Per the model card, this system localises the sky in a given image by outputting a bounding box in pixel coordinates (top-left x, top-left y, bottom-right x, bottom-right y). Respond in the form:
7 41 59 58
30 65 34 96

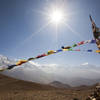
0 0 100 66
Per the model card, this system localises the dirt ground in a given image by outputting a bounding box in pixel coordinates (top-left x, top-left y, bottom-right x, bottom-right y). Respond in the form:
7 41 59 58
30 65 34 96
0 74 95 100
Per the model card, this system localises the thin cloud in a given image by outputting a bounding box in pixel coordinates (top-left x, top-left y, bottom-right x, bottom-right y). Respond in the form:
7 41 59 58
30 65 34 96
81 62 89 66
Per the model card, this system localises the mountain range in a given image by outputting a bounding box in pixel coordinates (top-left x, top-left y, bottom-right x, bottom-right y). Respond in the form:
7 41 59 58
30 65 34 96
0 54 100 86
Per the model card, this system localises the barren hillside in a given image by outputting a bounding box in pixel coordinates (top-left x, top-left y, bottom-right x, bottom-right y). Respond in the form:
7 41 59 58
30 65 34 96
0 74 96 100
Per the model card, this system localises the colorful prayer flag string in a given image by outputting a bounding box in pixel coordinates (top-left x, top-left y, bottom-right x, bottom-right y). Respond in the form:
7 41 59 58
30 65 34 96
0 39 97 71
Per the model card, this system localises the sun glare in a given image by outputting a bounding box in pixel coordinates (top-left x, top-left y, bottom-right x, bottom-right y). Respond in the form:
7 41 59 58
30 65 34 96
49 9 65 25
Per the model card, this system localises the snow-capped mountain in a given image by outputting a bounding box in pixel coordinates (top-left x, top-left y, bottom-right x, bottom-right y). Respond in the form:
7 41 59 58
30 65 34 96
0 54 52 84
0 55 13 65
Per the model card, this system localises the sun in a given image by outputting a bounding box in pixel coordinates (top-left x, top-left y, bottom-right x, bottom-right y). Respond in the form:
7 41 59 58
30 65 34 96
48 8 65 25
50 10 64 23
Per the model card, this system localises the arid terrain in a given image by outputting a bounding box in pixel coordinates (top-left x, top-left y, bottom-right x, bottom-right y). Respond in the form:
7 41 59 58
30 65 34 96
0 74 96 100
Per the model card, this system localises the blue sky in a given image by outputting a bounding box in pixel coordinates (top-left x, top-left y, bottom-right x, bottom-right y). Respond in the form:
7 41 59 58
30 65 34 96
0 0 100 66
